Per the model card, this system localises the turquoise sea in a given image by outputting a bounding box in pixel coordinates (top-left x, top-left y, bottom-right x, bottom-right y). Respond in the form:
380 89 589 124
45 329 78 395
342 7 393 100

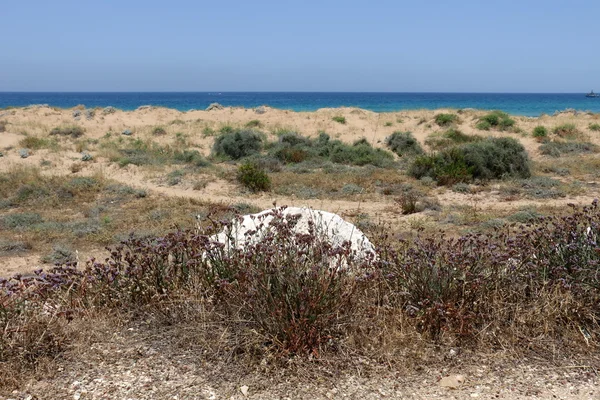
1 92 599 116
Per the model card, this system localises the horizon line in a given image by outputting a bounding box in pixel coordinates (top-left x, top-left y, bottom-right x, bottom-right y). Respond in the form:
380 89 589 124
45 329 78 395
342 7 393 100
0 90 595 95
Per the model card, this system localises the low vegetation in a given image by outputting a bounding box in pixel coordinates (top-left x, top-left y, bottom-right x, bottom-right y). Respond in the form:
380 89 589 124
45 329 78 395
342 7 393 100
532 125 548 142
590 123 600 132
2 201 599 389
332 116 346 124
539 140 600 157
424 128 481 150
552 123 581 139
237 161 271 192
212 129 263 160
434 113 458 127
475 111 515 131
385 131 423 156
410 137 530 185
49 125 85 138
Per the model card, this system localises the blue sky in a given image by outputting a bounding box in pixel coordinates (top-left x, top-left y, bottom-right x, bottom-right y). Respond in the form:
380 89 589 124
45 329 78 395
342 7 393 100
1 0 598 92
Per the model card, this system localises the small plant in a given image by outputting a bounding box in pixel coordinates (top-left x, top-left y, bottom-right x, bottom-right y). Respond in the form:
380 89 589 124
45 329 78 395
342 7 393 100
18 136 49 150
212 129 263 160
476 111 515 131
332 116 346 124
434 113 458 127
384 121 393 127
202 126 216 137
152 126 167 136
49 125 85 138
237 162 271 192
532 126 548 142
245 119 262 128
385 131 424 157
539 140 599 157
589 123 600 132
552 123 581 138
0 120 6 132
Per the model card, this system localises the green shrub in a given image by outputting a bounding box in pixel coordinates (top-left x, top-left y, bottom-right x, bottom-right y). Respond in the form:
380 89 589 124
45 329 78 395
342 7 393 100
267 132 394 167
589 123 600 132
245 120 262 128
237 162 271 192
434 113 458 127
552 123 580 138
329 138 394 167
539 141 599 157
49 125 85 138
384 121 393 127
532 126 548 142
332 116 346 124
410 137 530 185
425 129 480 150
152 126 167 136
476 111 515 131
172 149 210 167
385 132 424 156
475 120 492 131
212 129 263 160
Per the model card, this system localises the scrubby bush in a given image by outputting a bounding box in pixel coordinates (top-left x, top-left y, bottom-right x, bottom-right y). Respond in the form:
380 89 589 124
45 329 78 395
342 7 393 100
434 113 458 127
152 126 167 136
410 137 530 185
237 162 271 192
268 132 394 167
424 129 481 150
49 125 85 138
589 123 600 132
476 111 515 131
245 119 262 128
552 123 581 138
539 140 599 157
385 132 423 156
329 138 394 167
532 126 548 142
212 129 263 160
0 120 6 132
332 116 346 124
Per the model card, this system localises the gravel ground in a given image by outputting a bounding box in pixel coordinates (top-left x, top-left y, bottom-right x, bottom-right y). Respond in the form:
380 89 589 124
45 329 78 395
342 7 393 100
4 324 599 400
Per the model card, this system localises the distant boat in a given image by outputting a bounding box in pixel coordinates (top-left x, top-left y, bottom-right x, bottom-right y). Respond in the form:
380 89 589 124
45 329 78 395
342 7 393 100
586 90 599 98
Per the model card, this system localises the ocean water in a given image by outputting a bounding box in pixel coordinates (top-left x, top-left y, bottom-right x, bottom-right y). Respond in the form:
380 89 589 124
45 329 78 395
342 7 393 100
1 92 599 116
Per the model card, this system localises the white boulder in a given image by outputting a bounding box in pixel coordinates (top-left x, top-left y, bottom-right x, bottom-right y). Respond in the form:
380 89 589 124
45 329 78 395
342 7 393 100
210 207 377 262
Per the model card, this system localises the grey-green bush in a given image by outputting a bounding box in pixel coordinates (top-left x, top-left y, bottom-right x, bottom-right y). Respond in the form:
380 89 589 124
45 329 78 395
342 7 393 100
212 129 263 160
385 132 423 156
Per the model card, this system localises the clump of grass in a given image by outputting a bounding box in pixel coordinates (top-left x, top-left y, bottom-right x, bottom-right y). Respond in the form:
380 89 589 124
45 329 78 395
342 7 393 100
0 120 7 132
49 125 85 138
434 113 458 127
532 126 549 142
425 129 481 150
410 137 530 185
212 129 263 160
539 140 599 157
237 161 271 192
18 136 52 150
152 126 167 136
385 132 423 157
384 121 393 127
332 116 346 124
475 111 515 131
552 123 581 139
245 119 262 128
589 123 600 132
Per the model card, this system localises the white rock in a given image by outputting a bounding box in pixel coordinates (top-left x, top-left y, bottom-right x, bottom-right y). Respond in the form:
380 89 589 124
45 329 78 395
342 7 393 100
240 385 249 396
209 207 377 264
